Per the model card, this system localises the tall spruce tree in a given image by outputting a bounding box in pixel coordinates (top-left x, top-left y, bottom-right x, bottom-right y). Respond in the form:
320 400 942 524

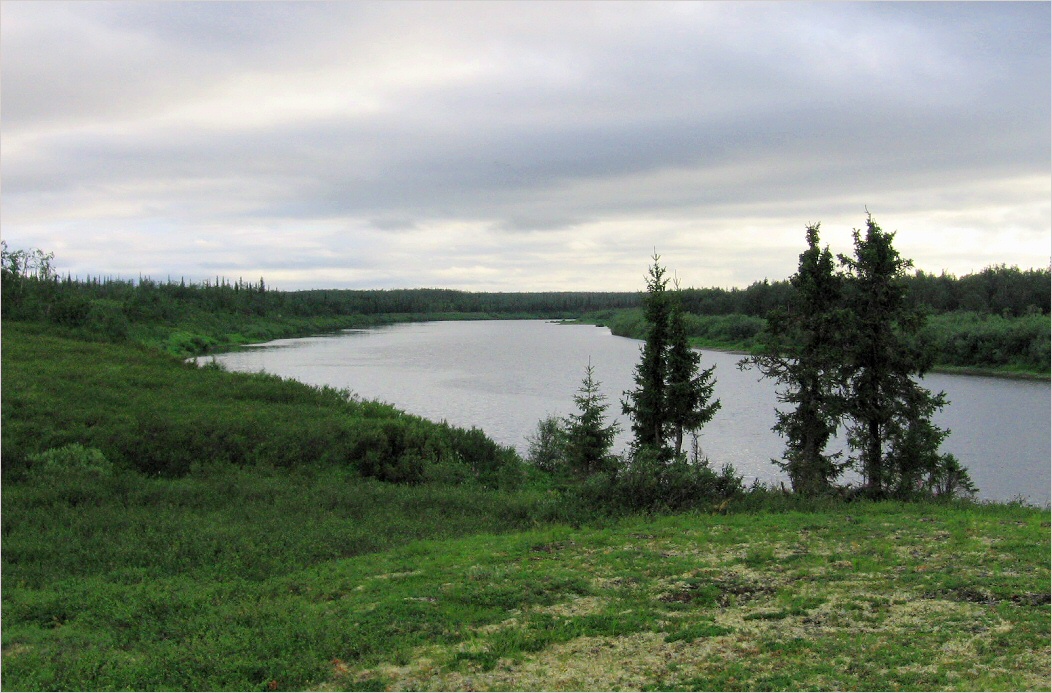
623 255 673 454
742 223 846 494
623 254 720 461
839 214 968 497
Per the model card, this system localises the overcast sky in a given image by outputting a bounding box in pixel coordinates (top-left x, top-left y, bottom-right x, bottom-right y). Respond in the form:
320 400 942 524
2 1 1049 291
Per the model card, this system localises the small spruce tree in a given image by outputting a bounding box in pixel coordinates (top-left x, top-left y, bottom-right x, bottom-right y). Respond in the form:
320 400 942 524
565 360 620 479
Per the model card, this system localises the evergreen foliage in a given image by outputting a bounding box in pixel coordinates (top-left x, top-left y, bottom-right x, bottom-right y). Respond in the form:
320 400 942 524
623 256 674 453
837 215 959 497
666 296 720 458
525 363 620 482
622 254 721 461
564 361 621 479
745 216 977 499
741 224 846 495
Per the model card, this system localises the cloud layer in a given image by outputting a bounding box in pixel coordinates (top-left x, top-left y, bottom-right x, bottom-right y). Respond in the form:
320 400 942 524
2 1 1048 290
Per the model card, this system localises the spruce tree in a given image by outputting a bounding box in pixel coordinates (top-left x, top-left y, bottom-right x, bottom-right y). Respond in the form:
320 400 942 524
742 223 845 494
565 360 620 478
666 293 720 458
839 214 968 497
623 254 720 461
622 254 673 454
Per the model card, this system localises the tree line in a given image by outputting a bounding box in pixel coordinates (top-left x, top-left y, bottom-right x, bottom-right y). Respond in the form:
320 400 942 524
677 264 1050 318
0 242 640 328
3 239 1047 335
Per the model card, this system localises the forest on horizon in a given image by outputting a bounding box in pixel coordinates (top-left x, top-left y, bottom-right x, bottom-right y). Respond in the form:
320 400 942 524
2 242 1049 376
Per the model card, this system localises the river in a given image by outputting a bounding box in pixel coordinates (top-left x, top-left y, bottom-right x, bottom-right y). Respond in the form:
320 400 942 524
208 320 1051 505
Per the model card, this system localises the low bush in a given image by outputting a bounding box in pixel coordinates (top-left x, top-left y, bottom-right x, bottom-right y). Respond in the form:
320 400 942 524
27 443 115 478
910 311 1051 373
572 447 744 515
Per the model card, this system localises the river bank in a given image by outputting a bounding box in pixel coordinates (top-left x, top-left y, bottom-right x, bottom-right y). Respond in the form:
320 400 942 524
567 312 1051 381
207 319 1050 506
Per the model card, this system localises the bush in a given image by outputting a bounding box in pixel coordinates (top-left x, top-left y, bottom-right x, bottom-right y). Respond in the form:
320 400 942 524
85 299 131 342
912 311 1051 373
526 416 569 475
446 426 525 489
27 444 115 478
573 447 743 514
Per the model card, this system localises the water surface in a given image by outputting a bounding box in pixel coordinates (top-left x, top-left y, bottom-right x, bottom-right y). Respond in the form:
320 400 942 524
211 320 1050 505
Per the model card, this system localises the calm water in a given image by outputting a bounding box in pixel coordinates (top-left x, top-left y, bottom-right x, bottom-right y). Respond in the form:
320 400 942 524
210 320 1051 505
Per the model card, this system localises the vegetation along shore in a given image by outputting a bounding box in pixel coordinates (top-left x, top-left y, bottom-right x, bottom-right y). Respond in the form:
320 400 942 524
2 221 1049 691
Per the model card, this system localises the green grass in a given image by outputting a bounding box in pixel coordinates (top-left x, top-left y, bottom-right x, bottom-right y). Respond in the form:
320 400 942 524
3 491 1047 691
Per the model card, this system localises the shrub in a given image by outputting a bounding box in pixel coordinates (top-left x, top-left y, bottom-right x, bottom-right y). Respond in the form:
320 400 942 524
85 299 131 342
27 444 115 477
526 416 569 475
573 447 743 514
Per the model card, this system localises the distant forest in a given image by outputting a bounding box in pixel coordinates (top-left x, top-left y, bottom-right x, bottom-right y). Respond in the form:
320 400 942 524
679 265 1051 318
2 242 1049 374
3 242 1048 321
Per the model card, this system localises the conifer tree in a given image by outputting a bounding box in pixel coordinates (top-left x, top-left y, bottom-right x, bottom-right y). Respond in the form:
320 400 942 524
742 224 846 494
565 360 620 478
838 214 968 497
623 254 673 454
623 254 720 461
666 292 720 458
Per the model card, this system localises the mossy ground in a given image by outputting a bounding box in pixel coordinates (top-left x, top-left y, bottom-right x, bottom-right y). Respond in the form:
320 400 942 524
310 504 1049 692
9 492 1040 690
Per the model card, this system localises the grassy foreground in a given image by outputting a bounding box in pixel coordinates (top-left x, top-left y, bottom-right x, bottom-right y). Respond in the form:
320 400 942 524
3 484 1048 691
312 504 1050 692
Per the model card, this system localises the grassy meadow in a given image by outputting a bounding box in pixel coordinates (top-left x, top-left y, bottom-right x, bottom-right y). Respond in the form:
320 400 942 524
2 320 1050 691
3 475 1048 690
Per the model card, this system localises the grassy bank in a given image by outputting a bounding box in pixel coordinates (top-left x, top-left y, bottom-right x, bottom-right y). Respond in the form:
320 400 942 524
3 475 1048 690
1 321 523 485
579 309 1051 379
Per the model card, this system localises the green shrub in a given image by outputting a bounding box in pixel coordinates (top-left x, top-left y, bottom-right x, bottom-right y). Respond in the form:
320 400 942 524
573 447 743 514
526 416 569 475
27 444 115 477
85 299 131 342
2 325 528 489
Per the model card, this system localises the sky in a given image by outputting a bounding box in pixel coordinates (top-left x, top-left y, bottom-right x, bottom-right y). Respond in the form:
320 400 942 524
2 1 1049 292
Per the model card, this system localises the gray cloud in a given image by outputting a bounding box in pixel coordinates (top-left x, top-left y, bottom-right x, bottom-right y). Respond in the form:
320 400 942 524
1 1 1048 291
